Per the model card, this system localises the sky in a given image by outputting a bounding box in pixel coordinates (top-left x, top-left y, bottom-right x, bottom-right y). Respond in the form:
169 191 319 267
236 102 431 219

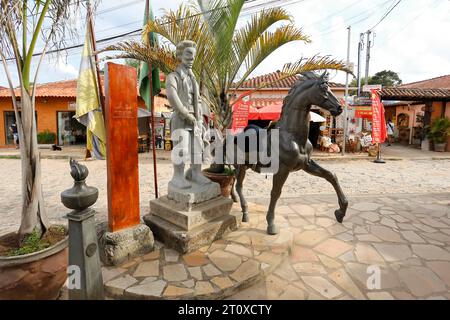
1 0 450 88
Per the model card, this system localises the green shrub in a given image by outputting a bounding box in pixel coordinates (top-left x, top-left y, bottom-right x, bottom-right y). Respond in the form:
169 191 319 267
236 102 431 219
427 117 450 144
37 130 56 144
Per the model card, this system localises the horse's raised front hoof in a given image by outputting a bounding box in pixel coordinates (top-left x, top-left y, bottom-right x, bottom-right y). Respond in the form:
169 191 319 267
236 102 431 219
334 209 346 223
242 212 249 223
267 224 279 235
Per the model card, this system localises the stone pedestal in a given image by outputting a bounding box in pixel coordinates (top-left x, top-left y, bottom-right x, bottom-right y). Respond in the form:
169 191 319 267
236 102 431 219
98 224 154 266
67 209 104 300
144 182 241 253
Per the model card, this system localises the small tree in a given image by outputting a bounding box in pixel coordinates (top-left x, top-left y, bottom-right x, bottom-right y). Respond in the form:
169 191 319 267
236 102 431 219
0 1 96 244
350 70 402 88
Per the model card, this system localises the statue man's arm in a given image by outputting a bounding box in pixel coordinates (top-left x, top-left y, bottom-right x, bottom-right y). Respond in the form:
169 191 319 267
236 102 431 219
166 73 190 120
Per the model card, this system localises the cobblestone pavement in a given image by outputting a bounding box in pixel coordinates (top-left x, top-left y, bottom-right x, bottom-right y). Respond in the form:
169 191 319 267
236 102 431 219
96 193 450 300
1 157 450 234
227 193 450 300
2 156 450 300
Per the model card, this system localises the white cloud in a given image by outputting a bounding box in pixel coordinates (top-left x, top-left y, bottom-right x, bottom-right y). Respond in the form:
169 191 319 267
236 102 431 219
55 60 79 78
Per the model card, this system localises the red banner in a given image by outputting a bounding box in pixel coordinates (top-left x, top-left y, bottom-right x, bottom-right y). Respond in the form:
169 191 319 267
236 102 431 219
370 89 387 143
231 93 251 134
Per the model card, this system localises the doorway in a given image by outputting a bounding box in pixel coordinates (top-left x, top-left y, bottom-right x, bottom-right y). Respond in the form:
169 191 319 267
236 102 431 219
3 111 38 145
57 111 86 145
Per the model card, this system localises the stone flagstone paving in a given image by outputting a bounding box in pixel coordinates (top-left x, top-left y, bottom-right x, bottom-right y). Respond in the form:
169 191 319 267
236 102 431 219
226 192 450 300
102 192 450 300
103 203 293 299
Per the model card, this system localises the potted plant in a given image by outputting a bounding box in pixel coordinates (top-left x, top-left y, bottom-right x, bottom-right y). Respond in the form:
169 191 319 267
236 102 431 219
428 117 450 152
0 226 68 300
203 165 236 197
104 0 349 197
0 0 91 299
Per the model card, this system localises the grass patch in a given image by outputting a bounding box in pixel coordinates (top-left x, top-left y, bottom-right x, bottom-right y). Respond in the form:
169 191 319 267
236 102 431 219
1 225 67 257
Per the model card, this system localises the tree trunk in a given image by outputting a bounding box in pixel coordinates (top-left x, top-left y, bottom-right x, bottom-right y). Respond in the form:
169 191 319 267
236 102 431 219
17 89 49 244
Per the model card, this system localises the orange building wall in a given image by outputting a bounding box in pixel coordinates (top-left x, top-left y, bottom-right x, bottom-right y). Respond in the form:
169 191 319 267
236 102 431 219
0 98 13 147
0 97 75 147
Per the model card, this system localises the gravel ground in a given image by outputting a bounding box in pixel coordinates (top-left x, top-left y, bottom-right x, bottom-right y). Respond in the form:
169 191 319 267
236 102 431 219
1 158 450 234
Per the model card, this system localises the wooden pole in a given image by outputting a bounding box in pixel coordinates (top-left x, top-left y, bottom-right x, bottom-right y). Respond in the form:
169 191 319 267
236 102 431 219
86 2 104 160
146 0 159 198
87 3 105 116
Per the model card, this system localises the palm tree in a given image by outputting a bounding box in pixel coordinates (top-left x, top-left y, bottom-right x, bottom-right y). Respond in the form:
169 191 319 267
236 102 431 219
104 0 349 131
0 0 94 244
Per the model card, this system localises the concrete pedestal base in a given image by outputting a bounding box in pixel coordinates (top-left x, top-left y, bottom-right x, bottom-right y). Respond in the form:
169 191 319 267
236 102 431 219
168 181 221 211
98 224 154 266
144 210 242 254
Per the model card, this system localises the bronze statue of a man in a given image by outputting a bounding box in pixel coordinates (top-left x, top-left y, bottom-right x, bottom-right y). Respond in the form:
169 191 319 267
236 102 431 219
166 40 211 189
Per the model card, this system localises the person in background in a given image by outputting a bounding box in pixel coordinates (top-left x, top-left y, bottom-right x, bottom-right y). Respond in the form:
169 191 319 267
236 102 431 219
386 118 395 146
9 122 19 149
156 133 163 149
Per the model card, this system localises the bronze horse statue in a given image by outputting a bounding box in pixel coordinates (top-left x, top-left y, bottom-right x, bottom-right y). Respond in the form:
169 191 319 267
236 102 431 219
233 72 348 235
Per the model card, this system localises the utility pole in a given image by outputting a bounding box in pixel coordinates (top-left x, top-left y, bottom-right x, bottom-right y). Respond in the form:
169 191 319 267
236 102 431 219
364 30 372 87
342 26 351 156
356 33 364 97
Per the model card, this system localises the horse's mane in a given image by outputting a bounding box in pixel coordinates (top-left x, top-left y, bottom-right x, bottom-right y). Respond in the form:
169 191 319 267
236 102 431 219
280 73 319 119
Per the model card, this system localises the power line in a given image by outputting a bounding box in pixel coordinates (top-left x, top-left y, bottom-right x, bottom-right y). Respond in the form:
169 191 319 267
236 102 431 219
369 0 403 31
372 0 443 50
313 0 393 37
4 0 289 63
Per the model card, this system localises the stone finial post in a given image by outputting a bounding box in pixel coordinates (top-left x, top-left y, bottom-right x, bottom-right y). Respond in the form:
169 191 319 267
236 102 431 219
61 158 104 300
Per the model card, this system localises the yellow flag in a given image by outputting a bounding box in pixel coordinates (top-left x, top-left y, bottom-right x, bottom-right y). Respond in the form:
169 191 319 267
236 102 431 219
75 23 106 159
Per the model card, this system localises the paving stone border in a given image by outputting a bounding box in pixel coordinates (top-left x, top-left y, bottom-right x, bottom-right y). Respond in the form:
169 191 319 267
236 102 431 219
103 203 293 300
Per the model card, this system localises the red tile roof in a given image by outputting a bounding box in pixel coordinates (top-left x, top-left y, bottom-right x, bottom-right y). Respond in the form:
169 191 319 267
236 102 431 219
0 79 102 98
0 78 168 98
0 78 170 112
400 74 450 89
379 88 450 100
380 75 450 100
235 70 345 89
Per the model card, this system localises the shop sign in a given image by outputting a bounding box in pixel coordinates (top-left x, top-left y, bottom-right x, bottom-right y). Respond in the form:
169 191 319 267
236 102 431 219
231 92 251 134
68 102 76 110
355 106 372 118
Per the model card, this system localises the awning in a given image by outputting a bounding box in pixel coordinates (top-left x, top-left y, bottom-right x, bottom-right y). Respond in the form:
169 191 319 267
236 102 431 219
310 112 326 122
249 102 326 122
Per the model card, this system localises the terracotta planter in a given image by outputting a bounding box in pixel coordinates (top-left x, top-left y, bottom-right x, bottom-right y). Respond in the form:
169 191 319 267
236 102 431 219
0 234 68 300
203 170 235 197
434 142 447 152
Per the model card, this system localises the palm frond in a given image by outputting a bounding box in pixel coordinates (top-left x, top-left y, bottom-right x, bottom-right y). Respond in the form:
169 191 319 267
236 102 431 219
230 7 300 85
101 41 177 75
230 55 350 106
232 25 309 90
198 0 244 88
281 55 351 76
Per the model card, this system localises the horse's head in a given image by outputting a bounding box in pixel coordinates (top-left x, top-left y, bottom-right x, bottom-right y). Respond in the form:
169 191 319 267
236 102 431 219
302 72 343 116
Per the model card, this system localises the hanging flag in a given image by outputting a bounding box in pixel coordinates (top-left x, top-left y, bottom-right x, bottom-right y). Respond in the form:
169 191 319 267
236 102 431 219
370 89 387 144
139 0 161 110
75 21 106 159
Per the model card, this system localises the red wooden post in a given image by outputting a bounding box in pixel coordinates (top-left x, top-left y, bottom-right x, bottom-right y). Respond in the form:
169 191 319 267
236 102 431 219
104 63 141 232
